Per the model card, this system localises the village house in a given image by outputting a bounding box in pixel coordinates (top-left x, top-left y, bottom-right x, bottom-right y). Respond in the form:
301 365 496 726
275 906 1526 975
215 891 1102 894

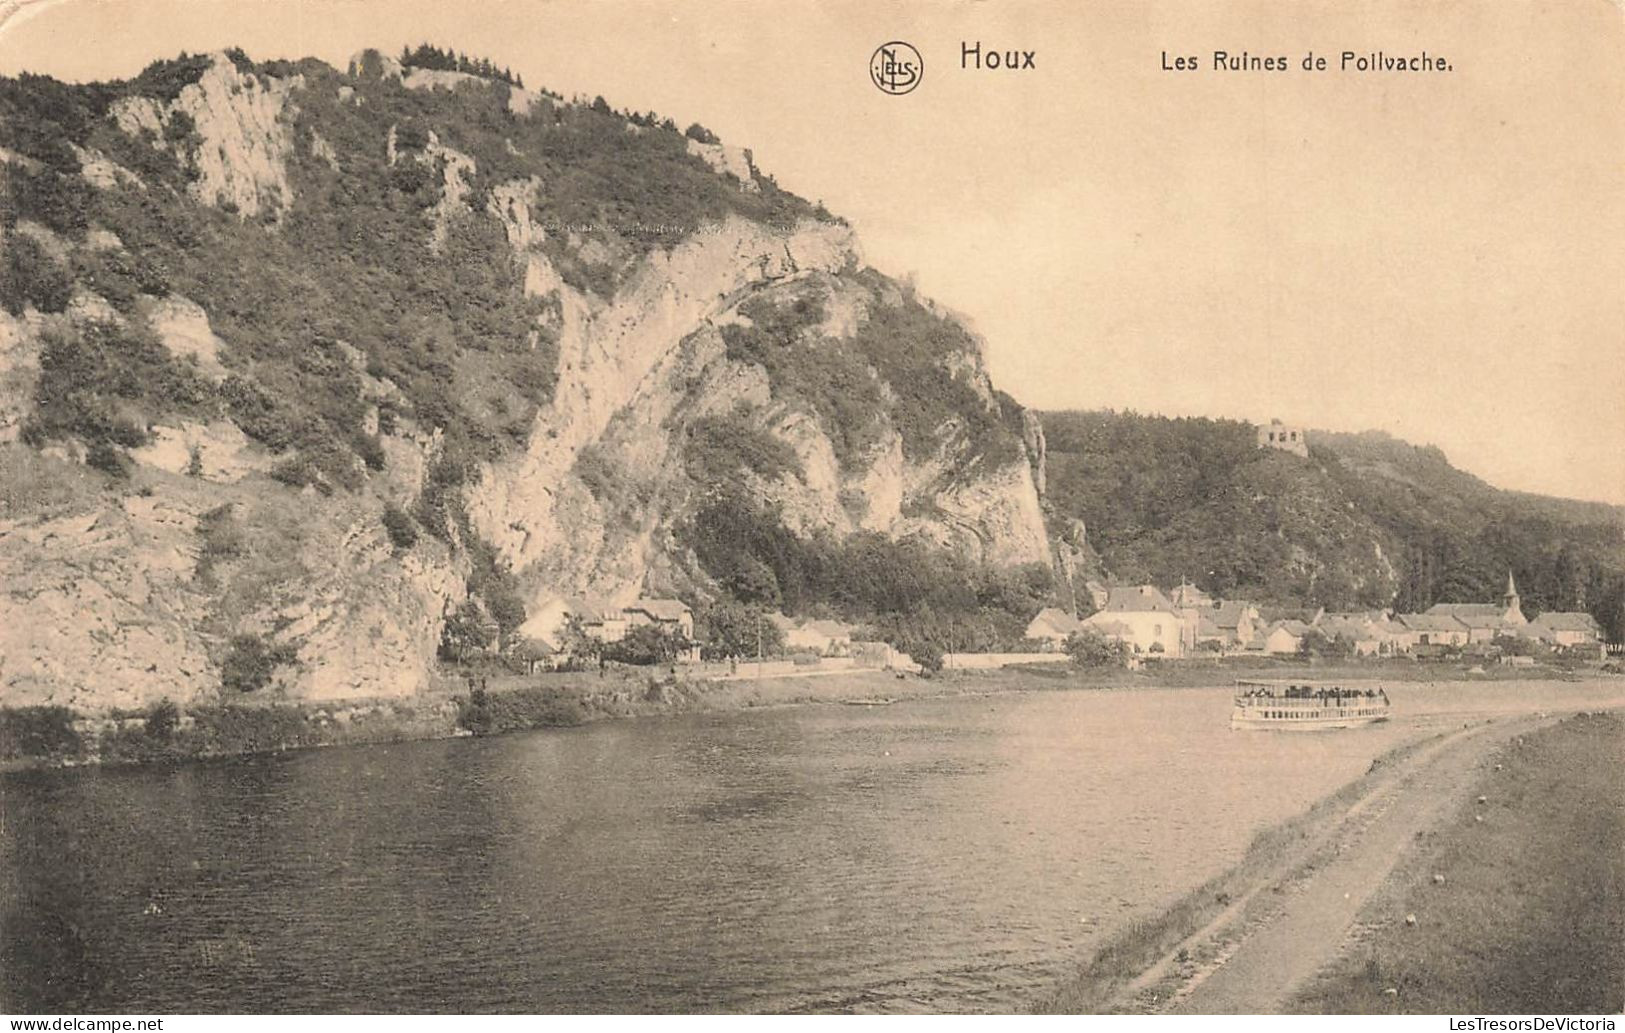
1528 611 1604 649
517 595 693 656
1081 585 1195 657
1375 616 1416 654
1195 613 1228 651
516 595 581 653
1208 600 1261 650
571 599 630 643
1313 611 1408 656
1169 581 1214 608
1256 605 1325 627
1317 614 1385 656
1025 606 1086 650
1396 612 1470 649
622 598 695 642
511 636 559 674
771 614 858 655
1255 618 1315 655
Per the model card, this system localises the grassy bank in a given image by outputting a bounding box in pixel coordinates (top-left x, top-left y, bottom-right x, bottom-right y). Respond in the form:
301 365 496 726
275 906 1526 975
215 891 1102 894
1288 711 1625 1014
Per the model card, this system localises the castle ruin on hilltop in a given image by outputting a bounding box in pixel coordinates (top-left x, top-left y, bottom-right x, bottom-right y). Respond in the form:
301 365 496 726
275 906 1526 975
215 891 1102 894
1257 418 1308 458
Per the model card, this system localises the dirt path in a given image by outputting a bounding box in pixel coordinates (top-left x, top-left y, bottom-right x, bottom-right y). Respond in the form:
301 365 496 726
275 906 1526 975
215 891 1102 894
1106 713 1561 1014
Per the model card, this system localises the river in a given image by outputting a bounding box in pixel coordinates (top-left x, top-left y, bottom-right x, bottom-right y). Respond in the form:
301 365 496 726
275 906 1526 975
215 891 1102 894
3 679 1619 1013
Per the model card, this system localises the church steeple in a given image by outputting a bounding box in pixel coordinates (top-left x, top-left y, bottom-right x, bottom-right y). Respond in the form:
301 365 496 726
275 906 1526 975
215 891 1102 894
1502 571 1525 623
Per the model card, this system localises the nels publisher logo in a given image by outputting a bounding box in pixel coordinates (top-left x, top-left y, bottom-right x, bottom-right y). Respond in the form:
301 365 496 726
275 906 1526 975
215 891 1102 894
870 41 923 95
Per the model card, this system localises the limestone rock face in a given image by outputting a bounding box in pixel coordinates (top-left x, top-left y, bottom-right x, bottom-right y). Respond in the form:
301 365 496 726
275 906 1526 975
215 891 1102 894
275 534 464 702
0 50 1056 712
147 295 229 378
114 55 298 219
1021 409 1048 496
906 459 1051 567
0 464 466 710
686 138 759 192
128 421 265 482
466 209 1051 609
467 216 855 594
0 307 41 444
0 498 216 710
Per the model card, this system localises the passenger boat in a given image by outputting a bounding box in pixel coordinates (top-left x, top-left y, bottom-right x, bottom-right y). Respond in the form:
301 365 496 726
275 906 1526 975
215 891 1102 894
1230 679 1390 731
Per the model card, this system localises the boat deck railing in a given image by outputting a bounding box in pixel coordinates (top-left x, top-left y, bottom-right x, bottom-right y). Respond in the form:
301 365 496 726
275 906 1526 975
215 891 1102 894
1234 696 1387 708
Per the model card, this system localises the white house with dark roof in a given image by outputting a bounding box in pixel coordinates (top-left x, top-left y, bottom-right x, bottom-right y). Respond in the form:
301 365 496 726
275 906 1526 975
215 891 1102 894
1081 585 1196 657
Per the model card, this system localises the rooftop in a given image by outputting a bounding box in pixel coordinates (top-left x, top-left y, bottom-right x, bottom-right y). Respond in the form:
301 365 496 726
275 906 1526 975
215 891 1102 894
1531 611 1601 633
1100 585 1179 614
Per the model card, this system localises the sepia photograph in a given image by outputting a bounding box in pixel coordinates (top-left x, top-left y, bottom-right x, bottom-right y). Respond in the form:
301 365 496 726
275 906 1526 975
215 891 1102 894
0 0 1621 1020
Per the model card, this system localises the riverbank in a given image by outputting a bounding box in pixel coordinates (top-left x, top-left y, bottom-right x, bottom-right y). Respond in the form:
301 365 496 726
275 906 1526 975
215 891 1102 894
1033 709 1625 1014
2 658 1619 771
1288 710 1624 1014
0 667 1006 771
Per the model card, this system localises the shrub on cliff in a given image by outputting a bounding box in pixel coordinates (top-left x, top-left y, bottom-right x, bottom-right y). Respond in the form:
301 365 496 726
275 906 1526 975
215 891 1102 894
22 319 216 467
721 294 885 469
684 123 719 145
720 286 1025 472
129 52 212 102
220 633 298 693
0 234 74 315
684 411 804 487
84 441 132 479
381 502 418 551
71 246 169 312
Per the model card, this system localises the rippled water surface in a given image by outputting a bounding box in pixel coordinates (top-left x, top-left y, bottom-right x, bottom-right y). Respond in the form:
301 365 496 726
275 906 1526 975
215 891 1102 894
4 679 1619 1012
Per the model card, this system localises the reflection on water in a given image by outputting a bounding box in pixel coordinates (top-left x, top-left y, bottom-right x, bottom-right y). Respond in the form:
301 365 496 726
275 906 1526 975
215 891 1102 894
3 680 1618 1013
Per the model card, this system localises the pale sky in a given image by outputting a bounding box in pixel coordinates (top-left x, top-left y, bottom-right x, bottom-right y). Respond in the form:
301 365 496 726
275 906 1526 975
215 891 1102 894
3 0 1622 504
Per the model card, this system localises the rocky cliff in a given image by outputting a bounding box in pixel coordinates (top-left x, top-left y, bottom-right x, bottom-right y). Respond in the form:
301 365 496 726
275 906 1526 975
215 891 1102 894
0 49 1051 710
